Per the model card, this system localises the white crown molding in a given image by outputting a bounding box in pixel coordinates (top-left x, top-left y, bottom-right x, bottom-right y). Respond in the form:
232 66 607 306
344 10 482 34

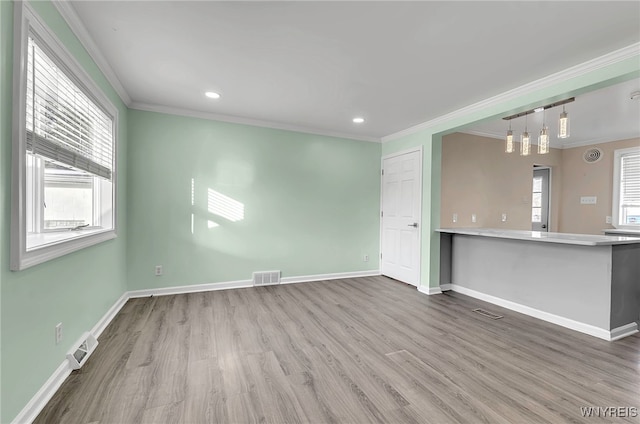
557 134 640 150
130 101 381 143
51 0 132 106
382 43 640 143
459 129 503 140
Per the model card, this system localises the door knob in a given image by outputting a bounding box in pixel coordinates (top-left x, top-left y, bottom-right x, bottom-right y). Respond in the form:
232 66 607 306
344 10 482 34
541 224 547 229
408 223 418 228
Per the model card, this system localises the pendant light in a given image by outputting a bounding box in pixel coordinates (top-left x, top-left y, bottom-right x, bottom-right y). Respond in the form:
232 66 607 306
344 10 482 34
538 110 550 154
520 114 531 156
505 120 514 153
558 105 570 138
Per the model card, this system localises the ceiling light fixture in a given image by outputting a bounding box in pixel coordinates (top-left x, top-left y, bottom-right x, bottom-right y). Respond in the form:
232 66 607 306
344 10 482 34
502 97 574 156
520 114 531 156
352 117 364 124
630 90 640 100
538 110 549 155
505 121 514 153
205 91 221 99
558 105 570 139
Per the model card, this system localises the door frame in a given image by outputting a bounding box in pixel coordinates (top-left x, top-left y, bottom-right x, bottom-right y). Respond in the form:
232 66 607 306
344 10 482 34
379 146 423 286
532 165 552 232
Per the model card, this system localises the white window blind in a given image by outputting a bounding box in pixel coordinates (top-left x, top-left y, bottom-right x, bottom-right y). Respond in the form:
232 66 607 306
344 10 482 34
26 36 113 180
621 152 640 207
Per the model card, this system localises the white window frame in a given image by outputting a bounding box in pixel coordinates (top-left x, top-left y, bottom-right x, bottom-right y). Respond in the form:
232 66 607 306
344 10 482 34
612 146 640 230
10 2 118 271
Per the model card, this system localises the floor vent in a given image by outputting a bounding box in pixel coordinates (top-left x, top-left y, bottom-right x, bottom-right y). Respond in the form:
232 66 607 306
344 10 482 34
67 333 98 370
253 270 281 286
473 308 504 320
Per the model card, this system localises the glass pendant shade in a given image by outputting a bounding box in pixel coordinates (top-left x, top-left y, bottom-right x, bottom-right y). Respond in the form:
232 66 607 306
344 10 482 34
505 129 514 153
520 131 531 156
538 127 550 154
558 109 570 138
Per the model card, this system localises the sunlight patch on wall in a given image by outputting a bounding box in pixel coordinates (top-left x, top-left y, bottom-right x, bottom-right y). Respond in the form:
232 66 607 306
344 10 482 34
207 188 244 222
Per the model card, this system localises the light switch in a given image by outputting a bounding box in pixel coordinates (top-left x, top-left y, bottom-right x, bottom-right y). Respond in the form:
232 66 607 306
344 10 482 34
452 213 458 223
471 214 477 223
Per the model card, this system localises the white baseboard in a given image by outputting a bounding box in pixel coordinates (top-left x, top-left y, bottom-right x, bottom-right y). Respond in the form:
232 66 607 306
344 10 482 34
126 271 380 298
11 360 73 424
280 270 380 284
91 292 129 339
448 284 635 341
417 285 443 295
610 322 639 341
127 279 253 298
440 283 452 291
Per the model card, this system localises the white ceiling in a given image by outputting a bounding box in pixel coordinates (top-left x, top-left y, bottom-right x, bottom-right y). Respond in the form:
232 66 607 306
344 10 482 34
68 1 640 141
462 77 640 148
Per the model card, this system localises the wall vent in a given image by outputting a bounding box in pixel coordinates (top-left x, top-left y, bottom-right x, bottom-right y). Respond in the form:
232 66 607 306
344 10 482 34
67 333 98 370
253 270 281 286
583 147 603 164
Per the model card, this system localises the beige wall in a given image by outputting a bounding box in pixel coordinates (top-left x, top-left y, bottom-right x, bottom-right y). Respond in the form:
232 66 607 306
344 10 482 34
442 133 640 235
441 132 563 231
559 137 640 234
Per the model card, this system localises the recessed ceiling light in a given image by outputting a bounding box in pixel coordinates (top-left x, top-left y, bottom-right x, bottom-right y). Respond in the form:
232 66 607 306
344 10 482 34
205 91 221 99
352 117 365 124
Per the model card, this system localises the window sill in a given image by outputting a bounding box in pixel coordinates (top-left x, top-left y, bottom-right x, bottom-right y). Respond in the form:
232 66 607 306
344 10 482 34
11 229 116 271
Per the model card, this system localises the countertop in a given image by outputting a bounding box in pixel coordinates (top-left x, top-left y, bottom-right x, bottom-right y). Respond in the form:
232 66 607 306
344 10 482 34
602 228 640 236
436 228 640 246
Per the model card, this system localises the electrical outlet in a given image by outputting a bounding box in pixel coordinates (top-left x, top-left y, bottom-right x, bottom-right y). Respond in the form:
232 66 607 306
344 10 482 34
363 254 369 262
55 323 62 345
580 196 597 205
606 216 612 224
501 213 507 222
471 213 477 223
155 265 163 276
452 213 458 223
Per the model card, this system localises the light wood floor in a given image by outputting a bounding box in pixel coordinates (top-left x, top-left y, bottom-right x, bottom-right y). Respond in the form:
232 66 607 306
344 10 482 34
36 276 640 423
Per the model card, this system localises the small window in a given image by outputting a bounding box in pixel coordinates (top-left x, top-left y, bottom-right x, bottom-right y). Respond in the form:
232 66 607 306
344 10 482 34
613 147 640 229
11 4 117 270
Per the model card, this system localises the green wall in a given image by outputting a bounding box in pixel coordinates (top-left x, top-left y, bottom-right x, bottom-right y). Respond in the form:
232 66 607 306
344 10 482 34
0 2 129 422
127 110 381 291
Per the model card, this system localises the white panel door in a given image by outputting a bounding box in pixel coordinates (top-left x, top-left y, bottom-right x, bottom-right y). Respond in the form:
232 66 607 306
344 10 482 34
381 150 422 286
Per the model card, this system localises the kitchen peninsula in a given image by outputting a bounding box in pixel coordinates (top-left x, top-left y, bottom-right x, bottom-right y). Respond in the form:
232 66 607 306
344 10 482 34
437 228 640 340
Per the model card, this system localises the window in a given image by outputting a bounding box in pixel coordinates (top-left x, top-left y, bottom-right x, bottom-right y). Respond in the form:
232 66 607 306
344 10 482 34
11 4 117 270
613 147 640 229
